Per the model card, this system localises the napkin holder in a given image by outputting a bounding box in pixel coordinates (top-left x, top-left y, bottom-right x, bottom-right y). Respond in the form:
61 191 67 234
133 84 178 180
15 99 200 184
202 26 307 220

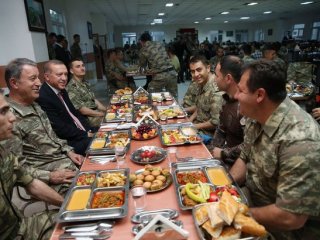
134 214 189 240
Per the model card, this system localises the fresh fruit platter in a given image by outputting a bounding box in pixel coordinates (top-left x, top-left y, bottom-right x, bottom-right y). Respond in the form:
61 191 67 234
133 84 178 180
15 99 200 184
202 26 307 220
131 123 158 140
130 146 167 165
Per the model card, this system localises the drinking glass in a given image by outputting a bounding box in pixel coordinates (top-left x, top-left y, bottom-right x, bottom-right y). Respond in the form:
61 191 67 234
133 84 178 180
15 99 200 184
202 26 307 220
131 186 147 213
115 146 126 168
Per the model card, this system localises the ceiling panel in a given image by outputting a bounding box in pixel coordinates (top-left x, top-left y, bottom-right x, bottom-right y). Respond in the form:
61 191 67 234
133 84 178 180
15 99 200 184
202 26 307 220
89 0 320 26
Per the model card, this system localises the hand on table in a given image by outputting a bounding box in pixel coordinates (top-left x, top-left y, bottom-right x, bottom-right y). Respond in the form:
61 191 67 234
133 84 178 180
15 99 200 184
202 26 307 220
68 151 85 165
312 108 320 120
49 169 76 184
212 147 222 159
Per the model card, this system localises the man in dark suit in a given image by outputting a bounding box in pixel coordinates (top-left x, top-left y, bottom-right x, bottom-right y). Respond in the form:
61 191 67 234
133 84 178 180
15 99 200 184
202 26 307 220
37 60 97 155
54 35 70 68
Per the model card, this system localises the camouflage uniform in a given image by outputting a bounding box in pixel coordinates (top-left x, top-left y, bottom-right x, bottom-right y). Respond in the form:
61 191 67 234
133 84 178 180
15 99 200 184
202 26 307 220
70 43 82 60
209 55 223 69
193 77 223 136
182 81 199 108
274 56 287 72
139 41 178 98
105 61 118 94
242 55 255 64
66 77 103 127
287 62 315 85
240 97 320 240
105 61 129 90
7 98 76 192
0 144 56 240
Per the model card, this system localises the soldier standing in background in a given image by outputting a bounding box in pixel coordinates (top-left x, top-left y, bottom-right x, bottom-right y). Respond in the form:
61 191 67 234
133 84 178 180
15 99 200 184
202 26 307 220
70 34 83 60
139 32 178 98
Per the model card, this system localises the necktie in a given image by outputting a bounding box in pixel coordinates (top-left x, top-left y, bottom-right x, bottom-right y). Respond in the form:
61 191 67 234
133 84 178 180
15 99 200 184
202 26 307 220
57 92 86 131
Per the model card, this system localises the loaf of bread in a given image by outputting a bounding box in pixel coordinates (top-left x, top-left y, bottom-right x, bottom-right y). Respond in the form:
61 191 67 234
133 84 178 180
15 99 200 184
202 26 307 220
217 190 239 225
233 212 267 237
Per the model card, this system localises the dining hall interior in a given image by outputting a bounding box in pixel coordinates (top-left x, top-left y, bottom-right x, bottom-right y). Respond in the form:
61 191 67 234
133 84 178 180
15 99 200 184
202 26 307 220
1 0 320 240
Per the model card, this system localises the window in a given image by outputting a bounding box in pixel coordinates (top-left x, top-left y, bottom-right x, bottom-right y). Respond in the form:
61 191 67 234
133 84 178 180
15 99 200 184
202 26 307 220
49 9 66 35
122 32 136 46
311 22 320 40
292 23 305 39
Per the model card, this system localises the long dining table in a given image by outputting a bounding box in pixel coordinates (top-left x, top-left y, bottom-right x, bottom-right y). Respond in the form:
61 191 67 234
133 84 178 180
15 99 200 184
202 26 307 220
50 113 213 240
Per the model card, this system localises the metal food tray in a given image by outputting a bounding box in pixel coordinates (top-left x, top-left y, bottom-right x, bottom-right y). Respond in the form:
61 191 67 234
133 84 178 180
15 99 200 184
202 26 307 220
104 108 133 123
171 162 247 210
159 123 202 146
192 203 255 240
133 104 157 122
133 93 151 105
110 94 133 104
156 105 187 119
56 168 130 223
86 130 131 155
151 92 174 102
177 183 215 210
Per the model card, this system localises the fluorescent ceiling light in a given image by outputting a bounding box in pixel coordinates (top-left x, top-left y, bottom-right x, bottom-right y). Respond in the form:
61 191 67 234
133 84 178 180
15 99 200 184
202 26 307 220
158 13 165 16
263 11 272 14
165 3 174 7
300 1 313 4
220 11 229 15
247 2 258 5
205 17 211 20
224 21 229 23
150 22 155 25
240 17 250 19
194 21 199 24
153 18 162 23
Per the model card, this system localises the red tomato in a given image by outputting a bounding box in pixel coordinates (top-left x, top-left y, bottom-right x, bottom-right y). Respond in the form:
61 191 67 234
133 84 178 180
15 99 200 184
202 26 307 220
228 188 239 196
208 192 219 202
140 152 147 158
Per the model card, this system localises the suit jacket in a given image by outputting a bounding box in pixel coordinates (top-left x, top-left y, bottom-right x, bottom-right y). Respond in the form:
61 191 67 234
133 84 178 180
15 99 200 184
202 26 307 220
55 44 70 68
36 82 91 142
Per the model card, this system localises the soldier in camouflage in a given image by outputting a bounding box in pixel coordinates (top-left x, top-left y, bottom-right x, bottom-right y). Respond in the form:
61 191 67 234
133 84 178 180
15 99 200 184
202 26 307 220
0 92 63 240
187 54 223 137
66 59 106 127
5 58 82 194
182 80 199 108
230 60 320 240
139 32 178 98
287 61 315 84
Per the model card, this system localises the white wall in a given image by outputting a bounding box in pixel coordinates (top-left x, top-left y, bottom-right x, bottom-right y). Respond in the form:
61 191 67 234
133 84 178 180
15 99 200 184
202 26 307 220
0 0 48 64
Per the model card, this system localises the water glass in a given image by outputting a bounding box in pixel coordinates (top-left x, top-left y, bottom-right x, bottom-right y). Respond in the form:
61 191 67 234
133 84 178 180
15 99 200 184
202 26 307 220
159 113 167 124
167 147 177 169
115 146 126 168
131 186 147 213
125 113 132 122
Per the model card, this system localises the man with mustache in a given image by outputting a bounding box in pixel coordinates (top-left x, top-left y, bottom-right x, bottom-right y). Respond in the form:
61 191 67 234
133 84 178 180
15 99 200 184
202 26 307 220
37 60 97 156
0 91 64 239
5 58 80 193
66 58 106 127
